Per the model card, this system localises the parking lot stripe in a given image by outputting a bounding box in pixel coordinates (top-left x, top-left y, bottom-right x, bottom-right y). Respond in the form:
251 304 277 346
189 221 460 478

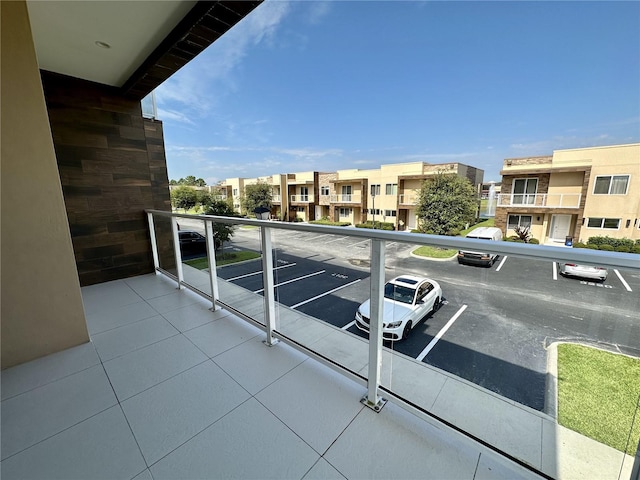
290 279 362 309
307 234 332 242
322 236 349 245
416 305 468 362
349 239 370 247
342 320 356 330
614 269 633 292
253 270 326 294
495 256 508 272
552 262 558 280
226 263 296 281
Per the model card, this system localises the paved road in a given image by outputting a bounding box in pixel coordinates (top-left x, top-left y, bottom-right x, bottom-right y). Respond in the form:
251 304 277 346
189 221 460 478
178 218 640 411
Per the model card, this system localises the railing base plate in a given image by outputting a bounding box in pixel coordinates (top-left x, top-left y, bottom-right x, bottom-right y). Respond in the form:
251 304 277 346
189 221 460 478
361 395 387 412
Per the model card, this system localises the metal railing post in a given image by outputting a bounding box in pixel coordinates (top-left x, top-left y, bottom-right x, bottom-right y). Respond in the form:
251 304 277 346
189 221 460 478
204 220 220 311
260 225 278 346
170 217 184 289
362 238 387 411
147 212 160 271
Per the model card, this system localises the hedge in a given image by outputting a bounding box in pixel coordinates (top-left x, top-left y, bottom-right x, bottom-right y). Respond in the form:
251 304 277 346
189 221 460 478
587 236 635 249
356 221 395 231
308 220 351 226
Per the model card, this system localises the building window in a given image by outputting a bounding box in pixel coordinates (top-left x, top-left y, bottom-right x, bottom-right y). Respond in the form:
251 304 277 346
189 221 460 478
512 178 537 204
384 210 397 217
297 207 305 212
593 175 629 195
339 208 351 218
300 186 309 202
587 218 620 229
369 208 381 215
321 186 329 196
233 189 238 196
370 184 381 196
385 183 398 195
507 214 532 229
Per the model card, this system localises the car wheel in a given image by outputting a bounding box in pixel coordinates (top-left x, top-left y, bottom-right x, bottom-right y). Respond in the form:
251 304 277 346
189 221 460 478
402 321 412 340
432 297 441 313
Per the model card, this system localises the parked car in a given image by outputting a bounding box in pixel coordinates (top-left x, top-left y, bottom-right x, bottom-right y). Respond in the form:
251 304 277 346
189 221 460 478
178 230 207 257
560 263 608 282
457 227 503 267
355 275 442 341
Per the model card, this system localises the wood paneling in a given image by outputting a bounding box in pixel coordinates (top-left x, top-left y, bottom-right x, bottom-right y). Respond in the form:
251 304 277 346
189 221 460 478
42 71 171 285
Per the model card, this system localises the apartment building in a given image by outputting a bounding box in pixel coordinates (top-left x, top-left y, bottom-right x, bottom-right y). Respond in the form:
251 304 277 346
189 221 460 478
495 143 640 244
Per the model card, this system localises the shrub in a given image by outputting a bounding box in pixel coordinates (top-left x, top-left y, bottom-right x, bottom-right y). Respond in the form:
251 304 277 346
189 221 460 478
584 244 599 249
615 245 631 253
636 239 640 246
632 246 640 254
309 220 350 226
599 244 614 252
587 236 634 249
505 236 524 243
528 238 540 244
356 221 394 230
293 217 303 222
573 242 587 249
587 236 606 246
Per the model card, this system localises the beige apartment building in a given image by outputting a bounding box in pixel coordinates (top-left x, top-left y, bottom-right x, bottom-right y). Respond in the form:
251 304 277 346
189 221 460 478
228 161 483 229
495 143 640 244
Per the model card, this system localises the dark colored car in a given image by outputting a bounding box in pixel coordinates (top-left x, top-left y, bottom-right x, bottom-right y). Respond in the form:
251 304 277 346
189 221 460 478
178 230 207 257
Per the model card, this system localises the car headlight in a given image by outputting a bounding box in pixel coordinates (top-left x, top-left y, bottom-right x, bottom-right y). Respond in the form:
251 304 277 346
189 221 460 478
387 321 402 328
356 311 362 320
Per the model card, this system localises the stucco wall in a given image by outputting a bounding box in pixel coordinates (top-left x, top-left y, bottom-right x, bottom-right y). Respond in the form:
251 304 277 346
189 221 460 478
1 0 89 368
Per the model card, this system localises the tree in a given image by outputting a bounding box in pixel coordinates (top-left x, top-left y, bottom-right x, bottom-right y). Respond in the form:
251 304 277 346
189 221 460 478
170 186 198 212
241 182 272 216
415 173 477 235
170 176 206 186
203 200 237 251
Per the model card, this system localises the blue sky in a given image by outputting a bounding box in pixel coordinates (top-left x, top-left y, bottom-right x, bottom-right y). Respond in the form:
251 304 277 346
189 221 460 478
157 1 640 184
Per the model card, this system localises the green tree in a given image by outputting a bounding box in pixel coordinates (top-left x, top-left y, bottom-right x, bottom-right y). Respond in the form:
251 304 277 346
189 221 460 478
170 186 198 212
241 182 272 216
415 173 477 235
171 176 206 186
203 200 237 251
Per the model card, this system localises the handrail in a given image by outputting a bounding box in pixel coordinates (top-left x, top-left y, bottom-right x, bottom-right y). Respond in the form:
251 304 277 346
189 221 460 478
147 209 640 270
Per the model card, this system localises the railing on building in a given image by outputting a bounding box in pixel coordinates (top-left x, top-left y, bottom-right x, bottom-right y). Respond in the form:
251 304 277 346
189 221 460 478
398 193 418 205
272 195 281 202
145 209 640 480
330 194 362 203
497 193 582 208
290 195 310 203
213 194 227 201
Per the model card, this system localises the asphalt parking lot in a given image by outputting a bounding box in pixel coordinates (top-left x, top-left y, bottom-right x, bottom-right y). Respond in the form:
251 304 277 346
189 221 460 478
179 220 640 411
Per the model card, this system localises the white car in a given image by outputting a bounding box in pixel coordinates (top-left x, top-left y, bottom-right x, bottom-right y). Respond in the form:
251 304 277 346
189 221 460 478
355 275 442 341
560 263 608 282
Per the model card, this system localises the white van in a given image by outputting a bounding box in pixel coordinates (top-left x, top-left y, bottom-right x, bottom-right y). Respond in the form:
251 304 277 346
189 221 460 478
457 227 503 267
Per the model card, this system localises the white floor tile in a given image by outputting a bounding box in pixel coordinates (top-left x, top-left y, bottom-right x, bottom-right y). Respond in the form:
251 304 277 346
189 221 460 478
132 469 154 480
475 451 542 480
91 315 179 361
324 402 479 479
1 342 99 401
124 274 180 299
213 336 307 395
302 458 346 480
122 360 250 465
160 302 226 332
256 360 364 454
102 334 207 401
183 315 262 358
145 289 206 314
81 280 142 316
0 406 146 480
150 398 319 479
86 301 159 335
1 365 117 460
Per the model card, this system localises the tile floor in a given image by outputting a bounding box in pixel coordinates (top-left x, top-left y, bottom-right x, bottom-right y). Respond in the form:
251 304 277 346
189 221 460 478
1 273 543 479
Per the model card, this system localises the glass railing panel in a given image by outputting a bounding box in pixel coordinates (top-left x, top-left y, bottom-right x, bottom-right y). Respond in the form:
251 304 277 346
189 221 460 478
175 217 212 296
153 214 177 277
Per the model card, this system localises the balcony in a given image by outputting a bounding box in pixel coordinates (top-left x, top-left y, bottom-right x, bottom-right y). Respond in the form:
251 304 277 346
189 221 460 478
2 211 638 480
330 193 362 203
399 193 418 205
497 193 582 209
290 195 311 203
213 194 227 201
272 194 281 202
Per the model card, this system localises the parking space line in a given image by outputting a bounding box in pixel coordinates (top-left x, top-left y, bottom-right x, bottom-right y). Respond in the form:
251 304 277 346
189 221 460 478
290 279 362 309
387 242 396 247
227 263 296 281
416 305 468 362
323 236 349 245
342 320 356 330
552 261 558 280
307 234 332 242
253 270 325 294
495 256 508 272
350 239 370 247
614 269 633 292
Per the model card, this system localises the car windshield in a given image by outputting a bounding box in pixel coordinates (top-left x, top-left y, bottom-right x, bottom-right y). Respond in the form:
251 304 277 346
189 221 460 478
384 283 416 304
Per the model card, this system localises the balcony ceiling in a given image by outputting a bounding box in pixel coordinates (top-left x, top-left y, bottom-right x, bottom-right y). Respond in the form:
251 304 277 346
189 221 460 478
26 0 261 99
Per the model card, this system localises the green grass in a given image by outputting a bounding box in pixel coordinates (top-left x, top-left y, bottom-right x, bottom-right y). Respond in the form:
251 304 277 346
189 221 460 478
459 217 495 236
412 245 457 259
184 250 261 269
557 343 640 454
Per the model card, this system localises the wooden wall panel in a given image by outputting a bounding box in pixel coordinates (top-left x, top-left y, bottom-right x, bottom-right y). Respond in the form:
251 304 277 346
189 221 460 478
42 71 171 285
